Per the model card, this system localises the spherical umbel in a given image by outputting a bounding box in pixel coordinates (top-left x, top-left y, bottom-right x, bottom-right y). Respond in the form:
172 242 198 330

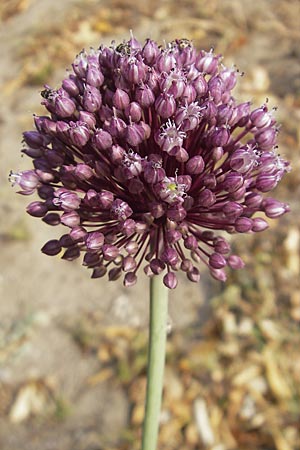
11 36 290 288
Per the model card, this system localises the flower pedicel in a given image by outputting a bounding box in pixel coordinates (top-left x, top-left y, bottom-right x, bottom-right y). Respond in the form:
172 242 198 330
11 36 290 289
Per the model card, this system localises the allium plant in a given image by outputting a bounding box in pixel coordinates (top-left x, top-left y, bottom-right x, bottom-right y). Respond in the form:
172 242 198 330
11 37 290 289
11 35 290 450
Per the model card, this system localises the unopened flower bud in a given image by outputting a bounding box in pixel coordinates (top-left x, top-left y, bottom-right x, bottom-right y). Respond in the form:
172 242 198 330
163 272 178 289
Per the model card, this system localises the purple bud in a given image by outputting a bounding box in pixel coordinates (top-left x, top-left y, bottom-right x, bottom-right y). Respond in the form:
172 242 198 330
102 244 119 261
196 189 216 208
163 272 178 289
208 76 224 103
203 174 217 189
61 246 81 261
210 126 230 147
128 178 144 194
86 65 104 87
122 255 137 272
83 252 101 267
182 84 197 103
229 102 250 127
54 94 76 118
108 267 122 281
187 267 200 282
166 229 182 244
229 185 246 201
120 218 136 236
125 102 142 122
22 147 44 158
70 226 87 242
74 164 94 180
78 111 97 128
156 51 176 72
125 241 139 255
93 129 113 151
223 201 243 219
27 201 48 217
219 68 237 90
123 272 137 287
135 84 155 108
72 51 88 77
155 92 176 119
38 185 54 200
69 121 90 147
62 76 80 96
167 205 187 221
181 259 193 272
256 174 278 192
113 88 130 110
235 217 253 232
174 147 189 163
23 131 49 148
209 253 227 269
105 116 126 139
244 193 263 209
86 231 104 251
262 198 290 218
34 116 56 135
61 211 80 227
159 70 186 99
196 50 219 75
92 266 107 278
142 39 160 64
143 155 165 184
255 127 276 150
222 172 244 193
193 75 208 96
41 239 62 256
98 190 114 209
212 147 224 162
150 258 166 275
252 217 269 232
42 213 60 225
59 234 74 248
124 57 146 84
217 104 233 125
83 86 102 113
126 123 146 146
161 247 179 266
184 235 198 250
250 106 272 128
228 255 245 269
53 190 81 211
150 202 166 218
210 268 227 282
110 144 125 164
186 156 205 175
214 237 231 254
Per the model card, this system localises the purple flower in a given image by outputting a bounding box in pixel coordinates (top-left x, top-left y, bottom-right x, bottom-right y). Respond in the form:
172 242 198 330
12 37 290 288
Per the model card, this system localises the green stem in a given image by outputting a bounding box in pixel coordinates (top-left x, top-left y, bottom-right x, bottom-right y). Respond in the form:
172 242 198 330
141 274 169 450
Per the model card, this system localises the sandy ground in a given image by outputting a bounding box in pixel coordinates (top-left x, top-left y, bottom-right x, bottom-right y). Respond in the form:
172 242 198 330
0 0 299 449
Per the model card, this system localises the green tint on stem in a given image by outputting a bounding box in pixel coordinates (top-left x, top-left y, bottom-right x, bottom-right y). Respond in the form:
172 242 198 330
141 274 169 450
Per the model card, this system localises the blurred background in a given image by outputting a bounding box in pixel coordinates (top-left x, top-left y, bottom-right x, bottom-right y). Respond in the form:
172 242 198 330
0 0 299 449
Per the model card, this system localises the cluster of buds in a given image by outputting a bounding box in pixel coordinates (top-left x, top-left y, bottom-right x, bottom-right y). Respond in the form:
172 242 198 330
11 36 290 288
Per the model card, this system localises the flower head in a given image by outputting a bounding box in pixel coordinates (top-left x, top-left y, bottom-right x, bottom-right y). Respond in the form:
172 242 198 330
11 36 290 288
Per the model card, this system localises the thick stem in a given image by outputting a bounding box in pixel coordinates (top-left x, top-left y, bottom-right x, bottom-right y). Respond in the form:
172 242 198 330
141 273 169 450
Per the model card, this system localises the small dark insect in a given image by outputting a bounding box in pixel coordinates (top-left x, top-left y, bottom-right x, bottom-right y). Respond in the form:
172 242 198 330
41 88 53 100
115 42 131 56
